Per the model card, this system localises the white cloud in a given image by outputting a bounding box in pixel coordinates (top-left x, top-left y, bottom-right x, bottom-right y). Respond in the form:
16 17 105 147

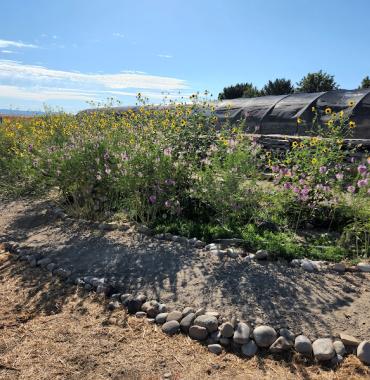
0 60 188 91
157 54 173 59
1 50 15 54
0 39 38 49
113 32 125 38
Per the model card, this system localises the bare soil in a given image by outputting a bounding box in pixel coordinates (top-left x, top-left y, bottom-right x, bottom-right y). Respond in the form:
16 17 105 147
0 252 369 380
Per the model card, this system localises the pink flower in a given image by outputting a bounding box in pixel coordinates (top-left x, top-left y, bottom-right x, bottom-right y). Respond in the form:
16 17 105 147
357 179 368 188
293 186 300 194
319 166 327 174
163 147 172 156
271 165 279 173
149 195 157 204
347 185 355 193
283 182 292 190
165 200 171 208
357 164 367 175
335 173 344 181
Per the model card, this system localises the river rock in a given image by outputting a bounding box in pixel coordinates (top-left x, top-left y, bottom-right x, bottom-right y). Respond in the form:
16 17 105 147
182 307 195 316
162 320 180 336
141 300 161 318
166 311 183 322
332 263 346 273
333 340 346 356
279 328 295 343
220 322 235 338
295 335 312 355
233 322 251 345
255 249 269 260
155 313 168 324
241 340 258 357
270 336 293 353
135 311 147 318
180 313 195 333
194 315 218 333
357 341 370 365
339 333 360 346
357 262 370 272
208 344 222 355
253 325 277 347
312 338 335 361
189 325 208 340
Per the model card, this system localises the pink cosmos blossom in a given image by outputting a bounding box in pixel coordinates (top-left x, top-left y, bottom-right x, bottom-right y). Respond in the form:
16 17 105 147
347 185 355 193
335 173 344 181
163 147 172 156
357 179 368 188
283 182 292 190
149 195 157 204
319 166 327 174
358 164 367 175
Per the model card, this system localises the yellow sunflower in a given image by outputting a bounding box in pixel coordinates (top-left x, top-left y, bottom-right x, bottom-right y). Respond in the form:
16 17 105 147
292 141 298 148
311 106 316 112
311 158 318 165
349 120 356 128
339 110 344 118
297 117 303 125
348 100 355 107
325 107 332 115
327 119 334 127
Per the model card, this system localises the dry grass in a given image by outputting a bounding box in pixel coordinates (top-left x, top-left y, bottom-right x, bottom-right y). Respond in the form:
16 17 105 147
0 252 369 380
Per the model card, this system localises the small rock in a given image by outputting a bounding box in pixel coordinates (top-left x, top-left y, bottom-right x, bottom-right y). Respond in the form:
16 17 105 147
357 341 370 365
189 325 208 340
136 294 147 303
147 318 155 324
233 322 251 345
54 268 72 278
208 344 222 355
294 335 312 356
205 243 218 251
135 311 147 318
279 328 295 343
312 338 335 361
182 307 195 316
333 340 346 356
107 301 121 311
253 325 277 347
339 333 360 346
158 303 167 313
141 300 161 318
110 293 121 301
270 336 293 353
301 260 316 272
194 308 205 317
291 259 302 267
255 250 269 260
194 240 205 248
126 298 143 314
180 313 195 333
241 340 258 357
137 225 152 235
332 263 346 273
205 311 220 319
155 313 168 324
96 284 111 296
226 248 238 258
220 322 235 338
194 315 218 333
357 262 370 272
162 320 180 336
219 337 230 346
166 311 183 322
120 293 133 305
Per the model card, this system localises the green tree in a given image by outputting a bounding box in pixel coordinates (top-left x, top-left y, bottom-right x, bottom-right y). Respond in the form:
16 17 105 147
261 78 294 95
296 70 338 93
359 76 370 89
218 82 260 100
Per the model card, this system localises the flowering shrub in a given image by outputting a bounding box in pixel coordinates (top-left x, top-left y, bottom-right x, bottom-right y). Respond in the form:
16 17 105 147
0 96 368 259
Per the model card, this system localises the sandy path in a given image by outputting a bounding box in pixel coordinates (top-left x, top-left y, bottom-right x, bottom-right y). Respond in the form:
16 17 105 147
0 197 369 341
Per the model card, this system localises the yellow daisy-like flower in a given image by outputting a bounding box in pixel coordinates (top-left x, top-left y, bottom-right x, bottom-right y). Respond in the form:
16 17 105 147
348 100 355 107
292 141 298 148
325 107 332 115
297 117 303 124
339 110 344 118
311 106 316 112
299 142 305 148
349 120 356 128
332 112 337 118
310 137 319 146
311 158 318 165
326 119 334 127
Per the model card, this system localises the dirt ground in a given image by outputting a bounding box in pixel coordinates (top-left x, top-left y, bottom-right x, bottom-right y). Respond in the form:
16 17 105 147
0 198 369 342
0 252 369 380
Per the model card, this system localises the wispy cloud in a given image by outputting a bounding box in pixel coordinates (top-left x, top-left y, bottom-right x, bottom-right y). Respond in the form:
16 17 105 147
113 32 125 38
0 60 191 106
157 54 173 59
1 50 15 54
0 39 38 49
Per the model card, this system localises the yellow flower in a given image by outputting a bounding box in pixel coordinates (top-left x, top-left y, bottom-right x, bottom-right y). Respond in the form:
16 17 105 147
348 100 355 107
325 107 332 115
311 158 318 165
311 106 316 112
299 142 304 148
292 141 298 148
332 112 337 118
326 119 334 127
339 110 344 118
349 120 356 128
310 137 319 146
297 117 303 125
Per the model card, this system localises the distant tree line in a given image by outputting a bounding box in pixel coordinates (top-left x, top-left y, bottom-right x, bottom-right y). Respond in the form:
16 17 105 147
218 71 370 100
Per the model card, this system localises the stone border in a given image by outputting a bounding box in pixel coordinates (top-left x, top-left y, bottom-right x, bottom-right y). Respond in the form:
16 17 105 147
1 205 369 367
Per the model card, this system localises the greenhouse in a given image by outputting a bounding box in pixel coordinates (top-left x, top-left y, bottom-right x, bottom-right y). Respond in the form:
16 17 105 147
214 89 370 139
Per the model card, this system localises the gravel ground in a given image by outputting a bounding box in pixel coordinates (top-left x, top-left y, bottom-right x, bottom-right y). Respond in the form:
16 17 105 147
1 197 369 342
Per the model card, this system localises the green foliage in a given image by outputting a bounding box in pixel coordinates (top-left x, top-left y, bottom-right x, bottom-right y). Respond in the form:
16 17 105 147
218 82 260 100
359 75 370 89
296 70 338 93
261 78 294 96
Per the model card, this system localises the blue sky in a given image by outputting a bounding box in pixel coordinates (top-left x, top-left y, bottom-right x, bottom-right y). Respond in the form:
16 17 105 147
1 0 370 112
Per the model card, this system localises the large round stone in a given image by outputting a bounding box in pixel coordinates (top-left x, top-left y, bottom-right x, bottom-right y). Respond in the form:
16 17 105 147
241 340 258 357
295 335 312 356
189 325 208 341
233 322 251 345
166 311 183 322
155 313 168 324
180 313 195 333
194 315 218 333
333 340 346 356
312 338 335 361
162 320 180 336
220 322 235 338
208 344 222 355
253 326 277 347
141 300 161 318
357 341 370 365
